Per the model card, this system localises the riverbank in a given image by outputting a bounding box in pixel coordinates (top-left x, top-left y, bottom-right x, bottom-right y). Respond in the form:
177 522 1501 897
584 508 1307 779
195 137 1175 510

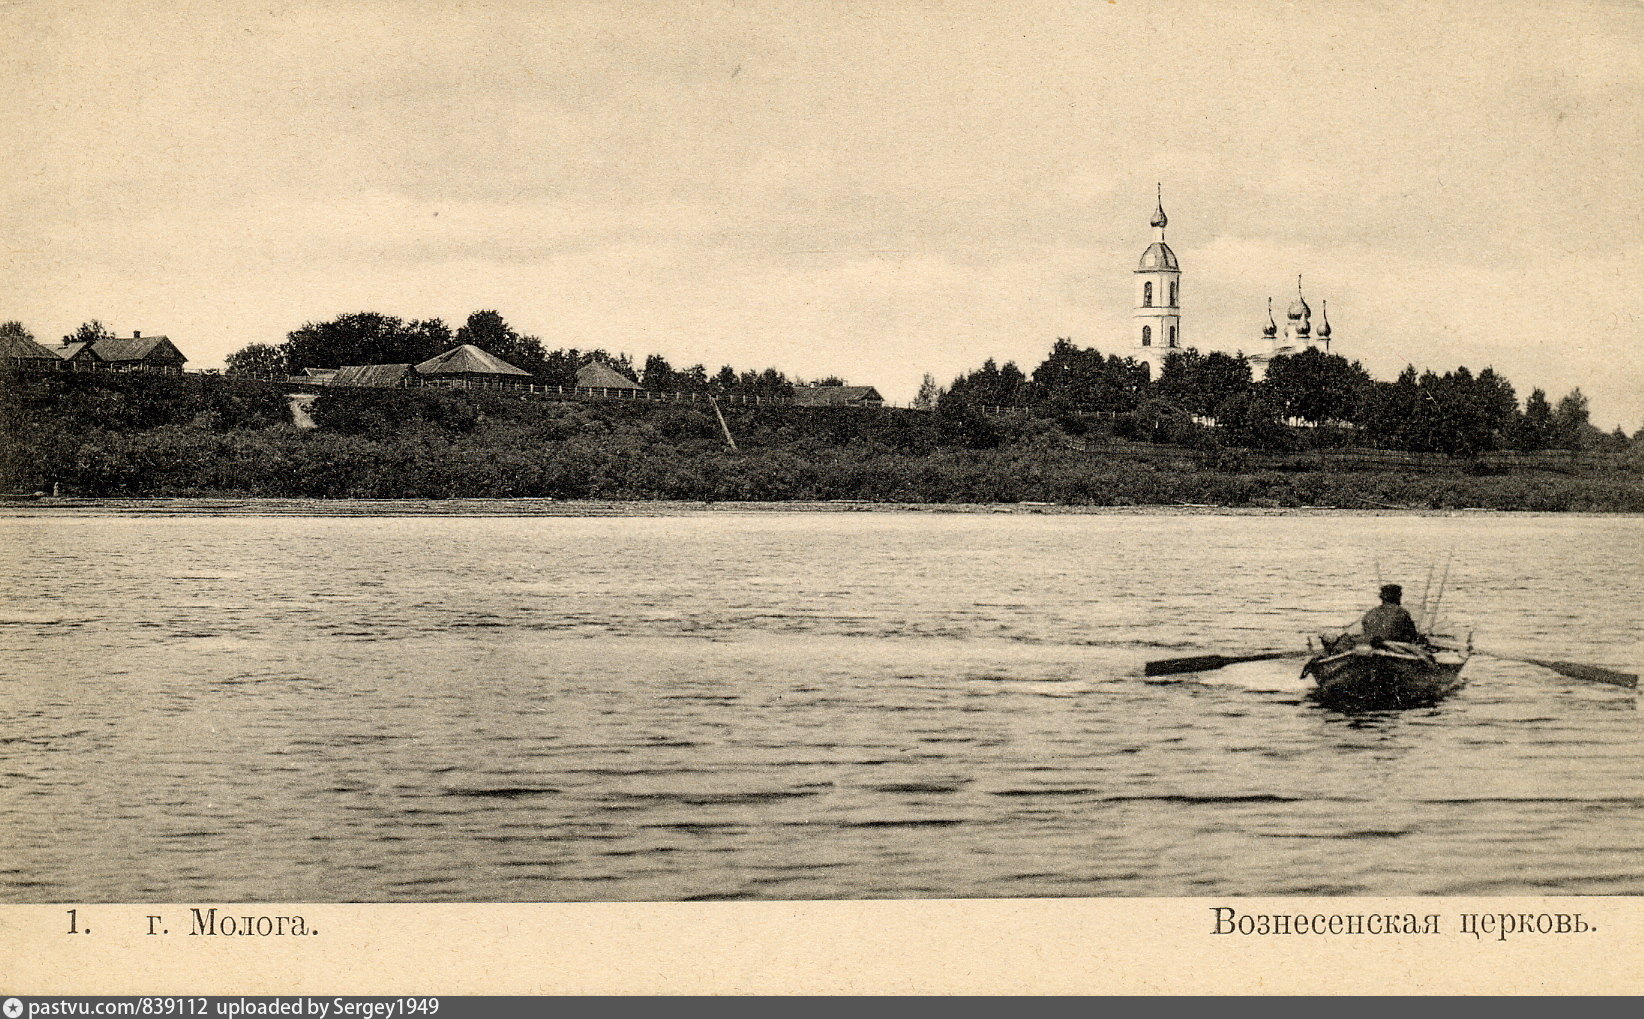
0 495 1624 518
6 370 1643 512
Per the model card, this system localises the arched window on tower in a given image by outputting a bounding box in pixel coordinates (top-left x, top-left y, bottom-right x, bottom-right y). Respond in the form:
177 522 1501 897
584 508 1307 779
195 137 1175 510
1143 282 1153 307
1170 281 1178 306
1169 326 1177 347
1141 326 1152 347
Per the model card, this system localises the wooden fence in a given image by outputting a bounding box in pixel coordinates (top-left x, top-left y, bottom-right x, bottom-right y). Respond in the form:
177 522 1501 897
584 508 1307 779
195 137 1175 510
4 357 186 375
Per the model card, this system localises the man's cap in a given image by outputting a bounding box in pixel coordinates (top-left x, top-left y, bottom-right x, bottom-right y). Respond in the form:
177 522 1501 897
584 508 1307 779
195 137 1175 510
1380 583 1403 602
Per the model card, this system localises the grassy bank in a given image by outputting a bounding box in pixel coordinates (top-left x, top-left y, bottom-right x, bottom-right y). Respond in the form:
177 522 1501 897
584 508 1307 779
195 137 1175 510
4 371 1642 511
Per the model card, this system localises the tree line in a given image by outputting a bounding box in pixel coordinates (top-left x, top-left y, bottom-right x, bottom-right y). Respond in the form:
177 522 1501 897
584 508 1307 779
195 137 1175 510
9 312 1634 455
934 339 1631 455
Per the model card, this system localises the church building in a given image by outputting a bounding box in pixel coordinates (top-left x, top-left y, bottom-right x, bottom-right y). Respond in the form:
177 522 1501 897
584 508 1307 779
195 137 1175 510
1124 190 1339 381
1247 277 1333 381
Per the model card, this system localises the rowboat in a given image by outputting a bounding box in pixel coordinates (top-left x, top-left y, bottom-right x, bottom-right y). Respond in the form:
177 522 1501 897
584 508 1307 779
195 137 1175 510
1302 637 1470 711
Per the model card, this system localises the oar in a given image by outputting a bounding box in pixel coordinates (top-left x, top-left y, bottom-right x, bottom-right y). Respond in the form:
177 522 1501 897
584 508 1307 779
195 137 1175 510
1144 650 1306 677
1474 650 1637 688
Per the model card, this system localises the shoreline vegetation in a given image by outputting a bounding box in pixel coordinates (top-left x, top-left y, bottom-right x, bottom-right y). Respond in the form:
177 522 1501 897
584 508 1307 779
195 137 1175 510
1 496 1638 519
4 370 1642 514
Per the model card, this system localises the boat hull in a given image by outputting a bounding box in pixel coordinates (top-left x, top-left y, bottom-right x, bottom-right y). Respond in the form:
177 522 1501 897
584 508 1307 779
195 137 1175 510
1303 641 1468 711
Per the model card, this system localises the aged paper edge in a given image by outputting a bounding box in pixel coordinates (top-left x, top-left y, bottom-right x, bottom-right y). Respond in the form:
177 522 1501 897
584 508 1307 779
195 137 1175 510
3 897 1641 995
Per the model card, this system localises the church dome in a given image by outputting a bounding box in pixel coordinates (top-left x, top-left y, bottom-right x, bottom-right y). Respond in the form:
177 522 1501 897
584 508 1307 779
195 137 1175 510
1316 301 1331 339
1150 198 1168 229
1138 241 1178 271
1287 275 1310 320
1262 298 1278 338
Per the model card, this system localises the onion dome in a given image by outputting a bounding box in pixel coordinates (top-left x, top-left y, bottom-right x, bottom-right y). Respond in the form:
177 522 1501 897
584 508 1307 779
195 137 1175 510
1262 298 1278 338
1316 300 1331 339
1150 184 1168 229
1286 274 1311 321
1138 241 1178 270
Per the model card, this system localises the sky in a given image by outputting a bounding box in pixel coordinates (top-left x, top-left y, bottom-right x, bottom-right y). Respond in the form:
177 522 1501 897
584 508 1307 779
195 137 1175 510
3 0 1641 428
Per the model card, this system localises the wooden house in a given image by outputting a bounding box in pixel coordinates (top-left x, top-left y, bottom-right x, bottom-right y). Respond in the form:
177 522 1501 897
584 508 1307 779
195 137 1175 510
574 361 642 390
329 363 413 387
791 384 884 408
414 345 531 384
1 333 65 369
56 332 187 370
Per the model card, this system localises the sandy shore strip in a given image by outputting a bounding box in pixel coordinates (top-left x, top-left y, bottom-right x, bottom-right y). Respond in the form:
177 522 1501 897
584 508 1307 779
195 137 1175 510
0 495 1555 518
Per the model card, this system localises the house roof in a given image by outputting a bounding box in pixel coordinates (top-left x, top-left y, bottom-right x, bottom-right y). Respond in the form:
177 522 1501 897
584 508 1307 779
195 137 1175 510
575 361 642 389
1 333 65 360
414 344 530 376
331 363 412 387
303 367 338 378
791 385 884 407
57 336 186 363
55 342 100 360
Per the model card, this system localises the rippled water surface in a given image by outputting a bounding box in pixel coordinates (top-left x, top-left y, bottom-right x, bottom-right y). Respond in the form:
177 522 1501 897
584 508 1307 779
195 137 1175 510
2 511 1640 901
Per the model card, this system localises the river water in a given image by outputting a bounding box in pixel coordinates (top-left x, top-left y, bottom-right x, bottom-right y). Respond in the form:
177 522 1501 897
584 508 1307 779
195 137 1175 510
1 510 1639 901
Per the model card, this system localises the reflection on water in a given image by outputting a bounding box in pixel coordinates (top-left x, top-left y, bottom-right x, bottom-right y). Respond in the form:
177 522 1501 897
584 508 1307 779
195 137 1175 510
1 511 1639 901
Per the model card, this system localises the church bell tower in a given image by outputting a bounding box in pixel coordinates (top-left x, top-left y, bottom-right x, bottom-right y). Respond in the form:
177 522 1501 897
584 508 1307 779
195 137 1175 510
1134 185 1181 374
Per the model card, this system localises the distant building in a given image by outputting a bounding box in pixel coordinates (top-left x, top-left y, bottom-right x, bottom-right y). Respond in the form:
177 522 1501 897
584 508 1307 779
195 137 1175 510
330 363 413 387
791 384 884 408
56 332 187 370
415 344 532 383
575 361 642 390
1247 278 1334 381
1 332 64 368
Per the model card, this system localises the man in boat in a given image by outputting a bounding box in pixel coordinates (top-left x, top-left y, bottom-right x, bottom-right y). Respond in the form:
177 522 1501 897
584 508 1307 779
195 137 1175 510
1359 583 1423 645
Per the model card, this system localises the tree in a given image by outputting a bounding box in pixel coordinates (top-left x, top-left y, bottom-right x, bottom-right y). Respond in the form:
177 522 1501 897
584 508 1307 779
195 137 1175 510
755 367 794 398
63 320 116 346
912 373 942 411
224 343 289 377
455 311 546 375
1514 388 1554 451
1598 426 1631 454
1364 366 1421 450
1473 367 1518 449
997 362 1027 405
1214 388 1293 452
1551 388 1592 451
282 312 447 370
0 321 36 344
407 318 455 359
540 348 582 388
1154 347 1253 418
679 363 710 392
1025 339 1153 414
1262 348 1372 426
641 354 677 391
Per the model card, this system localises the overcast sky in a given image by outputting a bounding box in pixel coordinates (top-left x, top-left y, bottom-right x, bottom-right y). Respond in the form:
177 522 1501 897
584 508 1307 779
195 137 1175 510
4 0 1641 427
